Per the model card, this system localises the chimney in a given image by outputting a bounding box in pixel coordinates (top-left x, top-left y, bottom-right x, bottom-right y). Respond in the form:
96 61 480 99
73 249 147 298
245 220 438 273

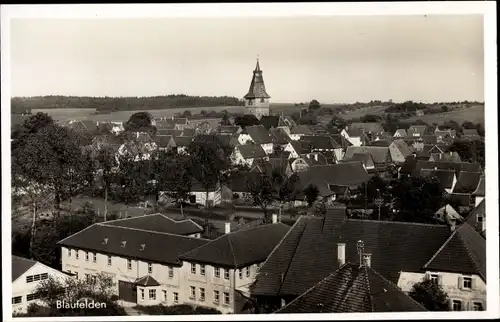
272 214 278 224
363 253 372 267
225 222 231 234
337 243 346 266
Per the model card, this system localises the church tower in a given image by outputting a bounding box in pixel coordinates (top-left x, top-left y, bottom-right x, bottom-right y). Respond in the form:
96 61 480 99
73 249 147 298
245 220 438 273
244 58 271 119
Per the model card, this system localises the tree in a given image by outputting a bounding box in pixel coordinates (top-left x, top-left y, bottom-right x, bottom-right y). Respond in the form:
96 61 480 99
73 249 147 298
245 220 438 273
234 114 260 128
309 99 321 111
220 111 231 126
187 135 232 208
124 112 156 134
91 145 118 221
14 273 126 316
449 139 485 168
441 105 449 113
272 171 299 218
12 112 55 145
181 110 192 118
409 279 450 311
246 174 276 222
327 115 347 133
114 152 149 205
304 184 320 207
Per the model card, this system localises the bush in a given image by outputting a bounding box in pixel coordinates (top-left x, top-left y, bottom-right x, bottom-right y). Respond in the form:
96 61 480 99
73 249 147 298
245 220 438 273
135 304 222 315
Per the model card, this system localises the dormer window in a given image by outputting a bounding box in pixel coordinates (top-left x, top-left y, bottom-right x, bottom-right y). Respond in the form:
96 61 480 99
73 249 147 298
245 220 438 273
121 241 126 248
139 244 146 251
102 238 108 245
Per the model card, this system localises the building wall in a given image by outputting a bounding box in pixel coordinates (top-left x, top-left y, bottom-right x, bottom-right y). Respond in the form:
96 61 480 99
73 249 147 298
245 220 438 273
398 271 486 311
261 143 274 155
284 143 299 158
238 134 253 145
193 190 222 206
12 263 70 314
288 134 303 141
245 98 270 108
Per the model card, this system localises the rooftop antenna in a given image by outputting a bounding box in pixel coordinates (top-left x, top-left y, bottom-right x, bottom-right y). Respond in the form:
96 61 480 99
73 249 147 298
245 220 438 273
357 240 365 268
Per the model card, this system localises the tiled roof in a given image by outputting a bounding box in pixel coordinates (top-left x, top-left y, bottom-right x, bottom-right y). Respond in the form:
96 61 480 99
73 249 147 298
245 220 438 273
472 176 485 196
104 214 203 235
369 140 391 147
154 135 174 148
424 222 486 281
344 146 391 164
58 223 209 266
228 171 260 192
12 255 38 282
135 275 160 287
288 140 311 155
391 140 412 159
419 169 455 189
289 125 313 135
244 60 271 99
408 125 427 136
251 209 451 297
393 129 408 137
269 128 291 145
244 125 272 144
157 129 178 136
260 116 285 130
463 129 479 136
179 223 290 268
300 135 341 150
412 160 482 177
182 128 196 137
429 152 462 163
349 122 385 134
453 171 482 194
173 136 193 147
296 163 370 197
349 153 374 167
219 126 240 135
434 204 462 223
275 263 426 313
237 144 267 159
156 119 175 129
465 199 485 233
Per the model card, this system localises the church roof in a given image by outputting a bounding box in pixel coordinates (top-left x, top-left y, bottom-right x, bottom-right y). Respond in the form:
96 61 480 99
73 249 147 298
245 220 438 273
244 59 271 99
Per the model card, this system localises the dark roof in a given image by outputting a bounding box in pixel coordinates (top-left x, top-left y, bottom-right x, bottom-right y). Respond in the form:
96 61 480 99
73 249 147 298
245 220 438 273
156 119 175 129
229 171 261 192
244 125 272 144
393 129 408 137
300 135 341 150
157 128 177 136
296 163 370 197
429 152 462 163
251 209 451 297
419 169 456 189
135 275 161 286
391 140 413 159
260 116 285 130
453 172 482 194
369 140 391 147
463 129 479 136
408 125 427 136
104 214 203 235
465 199 486 233
244 60 271 99
173 136 193 147
58 223 209 266
472 176 485 196
276 263 426 313
424 223 486 281
12 255 38 281
237 144 267 159
154 135 174 148
344 146 391 164
174 118 188 125
290 125 313 135
179 223 290 268
288 140 311 155
349 153 374 167
269 127 291 145
219 126 240 135
411 160 482 177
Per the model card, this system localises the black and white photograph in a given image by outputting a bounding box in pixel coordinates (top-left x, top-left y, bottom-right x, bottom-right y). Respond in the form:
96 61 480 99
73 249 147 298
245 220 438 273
1 2 498 320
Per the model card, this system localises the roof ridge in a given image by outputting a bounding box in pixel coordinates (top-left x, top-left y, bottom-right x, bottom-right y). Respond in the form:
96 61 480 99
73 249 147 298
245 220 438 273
423 228 458 269
227 234 238 268
456 223 486 281
362 266 375 312
94 223 210 241
57 223 101 245
345 218 447 228
105 213 163 224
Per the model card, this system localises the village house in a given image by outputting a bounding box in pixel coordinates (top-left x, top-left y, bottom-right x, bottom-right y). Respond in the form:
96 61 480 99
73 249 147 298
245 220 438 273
283 141 310 159
231 144 268 167
237 125 274 155
269 127 291 150
407 125 428 137
465 199 486 235
290 154 328 173
288 125 314 141
343 146 392 168
259 115 287 131
117 132 158 161
172 136 193 155
187 180 222 207
462 129 482 141
154 135 176 152
393 129 408 138
298 135 343 162
250 206 486 313
12 255 72 314
218 126 241 136
429 152 462 163
419 169 457 193
251 158 293 178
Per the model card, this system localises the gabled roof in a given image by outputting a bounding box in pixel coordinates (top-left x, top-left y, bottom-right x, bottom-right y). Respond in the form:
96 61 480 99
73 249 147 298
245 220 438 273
434 204 462 222
369 140 391 147
424 223 486 281
419 169 456 189
135 275 161 287
58 223 209 266
104 214 203 235
344 146 391 164
300 135 341 150
289 125 313 135
412 160 482 177
288 140 311 155
275 263 426 313
179 223 290 268
472 176 485 196
465 199 486 233
229 171 261 192
156 119 175 129
269 127 291 145
219 126 240 135
237 144 267 159
349 153 374 168
390 139 412 159
393 129 408 137
243 125 272 144
429 152 462 163
453 171 482 194
157 129 179 136
154 135 174 148
12 255 38 282
244 59 271 99
408 125 427 135
251 210 451 297
463 129 479 136
260 116 285 130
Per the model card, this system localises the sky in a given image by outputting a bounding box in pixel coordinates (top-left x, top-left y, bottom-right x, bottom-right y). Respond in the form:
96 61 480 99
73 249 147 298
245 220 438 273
9 15 484 103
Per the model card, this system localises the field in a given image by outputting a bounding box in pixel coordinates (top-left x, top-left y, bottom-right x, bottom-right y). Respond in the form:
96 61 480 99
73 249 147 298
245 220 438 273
341 105 389 120
403 105 485 125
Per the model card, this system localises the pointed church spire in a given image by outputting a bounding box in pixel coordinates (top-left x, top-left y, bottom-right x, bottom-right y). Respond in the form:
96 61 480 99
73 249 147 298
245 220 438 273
255 57 261 72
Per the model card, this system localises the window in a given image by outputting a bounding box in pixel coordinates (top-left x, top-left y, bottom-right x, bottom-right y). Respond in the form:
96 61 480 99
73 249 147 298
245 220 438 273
199 288 205 301
430 273 439 284
26 273 49 283
223 292 230 305
140 288 144 300
190 286 196 299
173 292 179 304
68 249 72 257
214 290 220 303
75 250 79 259
168 267 174 278
191 263 196 274
27 293 41 302
477 214 484 223
149 289 156 300
200 264 206 276
163 290 167 301
452 300 462 311
33 274 41 282
260 98 265 103
239 269 243 279
74 272 78 279
148 263 153 274
12 296 22 304
463 277 472 289
224 268 230 280
85 252 89 261
26 275 34 283
93 253 97 263
107 256 112 266
85 273 90 281
214 267 220 278
91 275 97 284
472 302 483 311
127 259 132 270
246 267 250 278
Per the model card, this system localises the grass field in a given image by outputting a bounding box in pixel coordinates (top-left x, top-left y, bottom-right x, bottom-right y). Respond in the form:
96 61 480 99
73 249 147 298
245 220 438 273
403 105 484 125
